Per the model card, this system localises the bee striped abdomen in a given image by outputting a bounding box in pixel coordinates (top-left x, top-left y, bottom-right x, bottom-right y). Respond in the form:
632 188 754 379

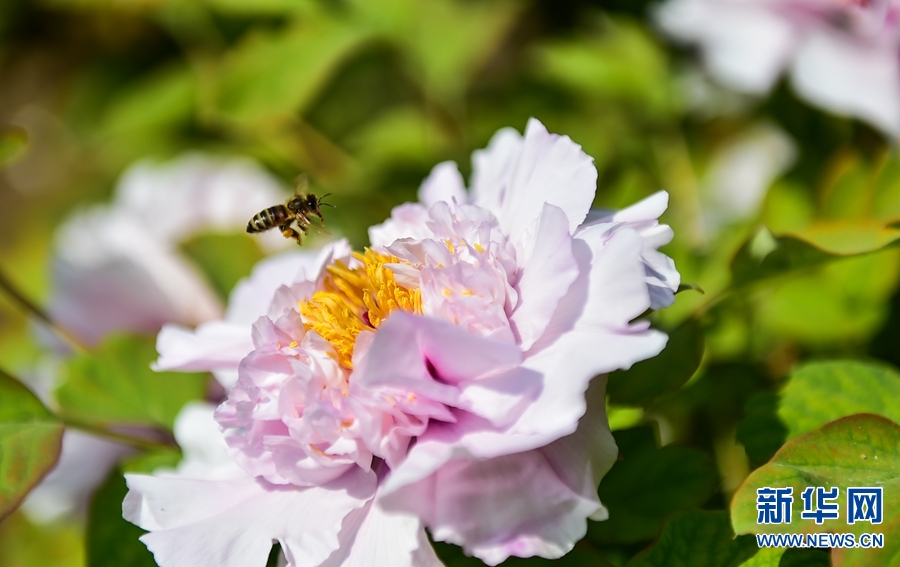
247 206 289 233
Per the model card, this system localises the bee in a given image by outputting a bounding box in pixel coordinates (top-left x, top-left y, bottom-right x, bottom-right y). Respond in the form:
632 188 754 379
246 175 334 245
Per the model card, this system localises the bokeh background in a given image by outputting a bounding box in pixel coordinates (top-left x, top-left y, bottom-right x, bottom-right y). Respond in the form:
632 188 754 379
1 0 898 566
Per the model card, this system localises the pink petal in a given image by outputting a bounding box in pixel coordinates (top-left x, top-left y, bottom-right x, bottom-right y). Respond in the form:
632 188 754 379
154 321 253 380
655 0 796 93
225 250 323 324
369 204 435 249
470 118 597 244
50 259 189 345
792 29 900 136
579 192 679 310
509 204 580 350
381 448 601 566
124 468 376 567
356 312 522 388
319 500 443 567
418 161 468 207
382 381 617 565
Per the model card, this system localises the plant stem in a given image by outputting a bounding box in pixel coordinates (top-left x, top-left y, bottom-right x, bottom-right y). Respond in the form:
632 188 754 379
0 268 90 352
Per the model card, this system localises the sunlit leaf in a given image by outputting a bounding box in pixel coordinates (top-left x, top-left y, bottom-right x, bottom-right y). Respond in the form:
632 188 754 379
589 426 718 545
346 0 522 105
627 510 757 567
730 226 900 287
345 106 454 171
100 63 195 137
731 414 900 567
211 14 371 128
779 360 900 439
533 18 676 117
0 371 64 521
607 318 704 406
56 334 207 430
755 251 900 344
86 469 156 567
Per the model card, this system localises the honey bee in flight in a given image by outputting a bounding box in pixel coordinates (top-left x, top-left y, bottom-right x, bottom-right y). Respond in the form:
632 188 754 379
246 175 334 245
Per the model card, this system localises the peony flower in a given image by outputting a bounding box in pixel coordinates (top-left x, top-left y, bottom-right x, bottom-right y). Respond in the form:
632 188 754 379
130 119 680 566
656 0 900 137
50 153 289 345
21 154 289 524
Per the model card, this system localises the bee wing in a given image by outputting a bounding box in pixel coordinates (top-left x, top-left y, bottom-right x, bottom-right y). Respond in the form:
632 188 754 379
294 173 309 196
310 223 332 236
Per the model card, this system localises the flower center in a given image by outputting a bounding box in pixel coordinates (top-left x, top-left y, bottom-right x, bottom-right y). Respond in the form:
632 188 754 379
299 249 422 368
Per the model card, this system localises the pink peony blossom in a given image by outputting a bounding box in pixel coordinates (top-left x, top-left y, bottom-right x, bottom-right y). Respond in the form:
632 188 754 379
656 0 900 136
129 119 680 566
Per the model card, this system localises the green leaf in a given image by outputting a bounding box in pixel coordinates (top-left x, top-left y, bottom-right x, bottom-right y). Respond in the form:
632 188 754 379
627 510 758 567
0 511 85 567
100 63 195 137
211 14 371 128
533 18 676 118
86 469 156 567
730 226 900 287
779 360 900 439
198 0 312 16
731 414 900 567
754 251 900 345
56 334 207 430
0 126 27 168
180 233 265 302
607 318 704 406
736 393 788 466
345 0 522 106
121 447 182 474
733 547 829 567
0 371 64 520
589 426 718 545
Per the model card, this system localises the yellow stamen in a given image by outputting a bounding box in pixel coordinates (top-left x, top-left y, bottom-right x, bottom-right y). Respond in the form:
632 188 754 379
299 249 422 369
445 240 455 254
473 242 485 253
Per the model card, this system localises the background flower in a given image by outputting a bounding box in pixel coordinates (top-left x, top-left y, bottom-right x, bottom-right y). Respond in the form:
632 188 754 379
656 0 900 136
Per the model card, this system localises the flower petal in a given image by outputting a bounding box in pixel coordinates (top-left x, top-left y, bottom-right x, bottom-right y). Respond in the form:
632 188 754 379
369 204 435 249
154 321 253 386
381 447 601 566
471 118 597 244
509 203 579 350
418 161 467 208
319 499 443 567
356 312 522 388
655 0 796 93
228 241 352 324
579 192 679 310
124 467 376 567
791 29 900 137
381 380 616 565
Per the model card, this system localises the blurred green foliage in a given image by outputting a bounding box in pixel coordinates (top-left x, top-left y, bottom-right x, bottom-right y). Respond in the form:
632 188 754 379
1 0 900 565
